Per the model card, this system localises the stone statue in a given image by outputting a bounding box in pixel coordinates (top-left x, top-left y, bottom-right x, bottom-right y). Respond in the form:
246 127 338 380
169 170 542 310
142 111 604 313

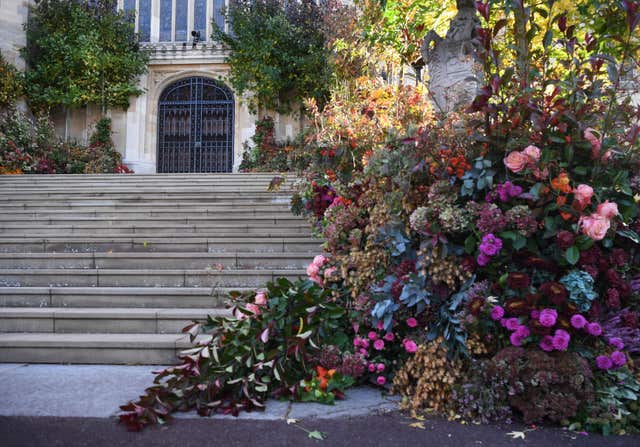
421 0 481 113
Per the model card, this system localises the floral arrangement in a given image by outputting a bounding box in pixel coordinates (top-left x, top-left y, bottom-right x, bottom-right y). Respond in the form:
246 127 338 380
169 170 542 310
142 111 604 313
121 0 640 436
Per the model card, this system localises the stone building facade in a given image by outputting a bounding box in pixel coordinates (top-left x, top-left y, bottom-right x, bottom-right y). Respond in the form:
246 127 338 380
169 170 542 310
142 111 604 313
0 0 300 173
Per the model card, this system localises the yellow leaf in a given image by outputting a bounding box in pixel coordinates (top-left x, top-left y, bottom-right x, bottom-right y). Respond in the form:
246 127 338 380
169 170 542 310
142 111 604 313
409 422 425 430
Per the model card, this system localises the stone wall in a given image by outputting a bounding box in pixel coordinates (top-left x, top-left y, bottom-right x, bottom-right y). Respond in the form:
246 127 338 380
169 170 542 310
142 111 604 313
0 0 28 70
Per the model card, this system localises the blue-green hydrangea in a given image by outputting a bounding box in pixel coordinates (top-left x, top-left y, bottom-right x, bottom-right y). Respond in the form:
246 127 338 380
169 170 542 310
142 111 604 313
559 270 598 312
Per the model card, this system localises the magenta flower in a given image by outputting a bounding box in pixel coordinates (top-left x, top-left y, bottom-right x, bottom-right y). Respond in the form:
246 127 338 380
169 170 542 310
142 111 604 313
373 339 385 351
477 253 491 266
479 233 503 256
376 363 385 372
510 332 524 346
376 376 386 386
505 318 520 331
587 322 602 336
360 339 370 349
530 309 540 320
383 332 395 342
609 337 625 350
596 355 613 370
368 331 378 341
552 329 571 351
359 348 368 356
570 314 587 329
406 317 418 328
539 308 558 327
515 326 530 338
353 337 362 347
368 363 376 372
611 351 626 368
376 320 384 330
540 335 555 352
490 305 505 321
403 339 418 353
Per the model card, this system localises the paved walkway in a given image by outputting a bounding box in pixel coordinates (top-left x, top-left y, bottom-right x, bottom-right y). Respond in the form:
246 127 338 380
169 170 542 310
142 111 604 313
1 364 639 446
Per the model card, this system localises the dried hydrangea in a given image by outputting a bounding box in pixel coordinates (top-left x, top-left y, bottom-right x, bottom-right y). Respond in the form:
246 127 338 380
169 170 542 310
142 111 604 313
475 203 507 233
439 205 472 233
505 205 538 236
409 206 430 233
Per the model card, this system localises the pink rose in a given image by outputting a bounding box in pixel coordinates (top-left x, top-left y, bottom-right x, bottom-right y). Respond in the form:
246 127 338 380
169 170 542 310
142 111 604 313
306 262 319 278
254 291 267 306
403 339 418 353
584 128 602 159
406 317 418 328
368 363 376 372
376 376 386 386
504 151 530 173
313 254 327 266
246 303 262 316
367 331 378 341
323 267 337 279
373 339 385 351
522 145 541 162
596 201 619 220
573 184 594 210
383 332 394 342
580 213 611 241
376 363 385 372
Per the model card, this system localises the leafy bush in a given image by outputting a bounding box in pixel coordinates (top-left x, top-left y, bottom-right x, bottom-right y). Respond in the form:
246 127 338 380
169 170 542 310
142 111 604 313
120 278 352 430
0 110 132 174
23 0 148 112
0 51 22 109
213 0 331 114
239 117 291 171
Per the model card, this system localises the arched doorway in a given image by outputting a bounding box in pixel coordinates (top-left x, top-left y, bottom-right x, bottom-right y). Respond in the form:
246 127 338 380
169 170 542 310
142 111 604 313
157 77 234 173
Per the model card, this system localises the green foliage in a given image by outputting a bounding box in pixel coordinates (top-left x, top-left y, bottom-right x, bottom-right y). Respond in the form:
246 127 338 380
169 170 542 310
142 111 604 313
119 278 351 430
22 0 148 112
213 0 331 114
0 52 23 109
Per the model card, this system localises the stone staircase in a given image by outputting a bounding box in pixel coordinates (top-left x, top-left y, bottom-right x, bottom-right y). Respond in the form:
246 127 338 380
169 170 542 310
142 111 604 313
0 174 317 364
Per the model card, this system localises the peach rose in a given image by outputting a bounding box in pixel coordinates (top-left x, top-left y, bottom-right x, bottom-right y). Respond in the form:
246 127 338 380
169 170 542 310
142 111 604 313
504 151 529 173
597 200 619 219
580 213 611 240
573 184 594 210
254 291 267 306
523 145 541 162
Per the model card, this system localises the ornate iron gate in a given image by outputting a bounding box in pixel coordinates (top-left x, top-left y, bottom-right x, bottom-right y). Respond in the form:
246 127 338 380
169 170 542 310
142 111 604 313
157 77 234 173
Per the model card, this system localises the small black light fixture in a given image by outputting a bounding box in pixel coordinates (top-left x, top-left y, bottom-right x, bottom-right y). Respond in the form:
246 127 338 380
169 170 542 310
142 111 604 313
191 30 201 48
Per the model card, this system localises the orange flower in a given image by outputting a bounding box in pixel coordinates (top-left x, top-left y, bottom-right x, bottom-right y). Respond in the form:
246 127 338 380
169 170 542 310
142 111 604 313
556 195 567 206
551 173 572 193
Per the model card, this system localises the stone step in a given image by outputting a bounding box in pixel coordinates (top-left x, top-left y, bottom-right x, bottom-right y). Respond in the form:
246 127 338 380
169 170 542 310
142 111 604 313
0 332 200 364
0 236 320 253
0 225 312 236
0 210 298 220
0 307 228 334
0 286 245 308
0 216 305 226
0 268 305 287
0 252 312 269
0 201 293 211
